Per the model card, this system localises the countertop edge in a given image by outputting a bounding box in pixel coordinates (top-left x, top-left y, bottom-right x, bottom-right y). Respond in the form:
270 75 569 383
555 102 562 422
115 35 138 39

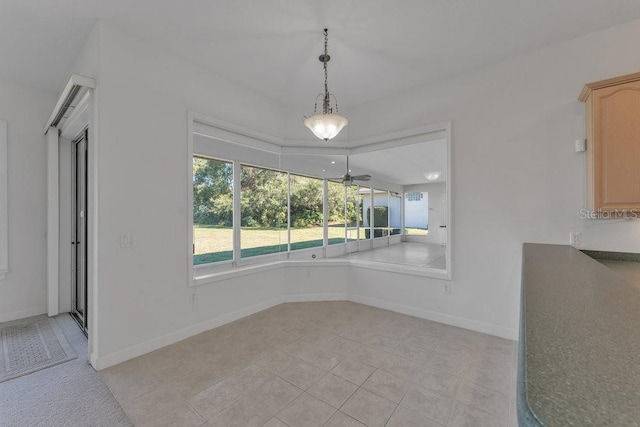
518 243 640 426
517 245 545 427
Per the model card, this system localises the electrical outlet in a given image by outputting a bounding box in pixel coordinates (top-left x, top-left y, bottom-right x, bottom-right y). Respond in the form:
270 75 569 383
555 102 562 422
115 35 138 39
306 270 311 278
443 283 451 294
570 232 583 246
191 292 197 306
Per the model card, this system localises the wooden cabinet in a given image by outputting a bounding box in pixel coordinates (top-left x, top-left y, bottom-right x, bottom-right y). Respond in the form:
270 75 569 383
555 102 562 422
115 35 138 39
580 72 640 214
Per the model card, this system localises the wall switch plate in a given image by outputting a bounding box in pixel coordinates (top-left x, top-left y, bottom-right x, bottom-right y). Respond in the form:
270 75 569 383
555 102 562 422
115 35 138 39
570 232 583 246
575 139 586 152
120 234 135 248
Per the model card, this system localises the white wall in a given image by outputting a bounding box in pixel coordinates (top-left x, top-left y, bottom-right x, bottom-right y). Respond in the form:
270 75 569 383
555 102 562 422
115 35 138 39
284 265 349 302
405 183 446 244
92 25 287 368
346 17 640 338
404 190 428 230
0 77 56 322
84 17 640 367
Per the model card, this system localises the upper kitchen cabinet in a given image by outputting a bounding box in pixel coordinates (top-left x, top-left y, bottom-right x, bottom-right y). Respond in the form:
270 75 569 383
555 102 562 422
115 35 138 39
579 72 640 215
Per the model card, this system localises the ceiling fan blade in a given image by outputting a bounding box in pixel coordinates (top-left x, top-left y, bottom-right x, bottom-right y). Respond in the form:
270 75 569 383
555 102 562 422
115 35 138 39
352 175 371 181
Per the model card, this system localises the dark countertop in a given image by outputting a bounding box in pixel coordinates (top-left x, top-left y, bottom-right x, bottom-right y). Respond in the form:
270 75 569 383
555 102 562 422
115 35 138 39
518 243 640 426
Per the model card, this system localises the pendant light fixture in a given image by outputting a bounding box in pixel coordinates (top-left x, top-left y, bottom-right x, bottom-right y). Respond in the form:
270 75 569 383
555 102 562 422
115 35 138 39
304 29 348 141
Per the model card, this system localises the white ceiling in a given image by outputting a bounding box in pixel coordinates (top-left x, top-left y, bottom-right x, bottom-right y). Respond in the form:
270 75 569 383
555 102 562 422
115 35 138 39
279 139 446 187
3 1 639 185
2 0 640 109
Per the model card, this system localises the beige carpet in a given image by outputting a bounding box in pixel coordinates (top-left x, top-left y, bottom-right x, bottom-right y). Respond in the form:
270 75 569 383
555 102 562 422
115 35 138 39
0 315 76 383
0 314 131 426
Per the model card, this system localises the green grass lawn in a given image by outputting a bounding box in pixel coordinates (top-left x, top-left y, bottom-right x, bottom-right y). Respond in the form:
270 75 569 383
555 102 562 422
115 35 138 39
193 224 352 265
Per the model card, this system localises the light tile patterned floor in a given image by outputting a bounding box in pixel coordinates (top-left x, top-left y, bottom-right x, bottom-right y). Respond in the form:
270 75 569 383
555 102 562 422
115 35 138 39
100 302 518 427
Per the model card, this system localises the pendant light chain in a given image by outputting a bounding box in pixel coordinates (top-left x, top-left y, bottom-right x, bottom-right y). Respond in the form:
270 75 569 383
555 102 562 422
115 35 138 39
303 28 348 141
323 28 330 115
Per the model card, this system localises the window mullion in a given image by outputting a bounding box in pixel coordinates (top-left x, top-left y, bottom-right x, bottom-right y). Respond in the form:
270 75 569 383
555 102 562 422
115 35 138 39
232 160 241 264
401 193 405 236
369 187 374 240
356 186 361 244
343 184 347 244
387 191 391 232
323 179 328 249
287 173 291 254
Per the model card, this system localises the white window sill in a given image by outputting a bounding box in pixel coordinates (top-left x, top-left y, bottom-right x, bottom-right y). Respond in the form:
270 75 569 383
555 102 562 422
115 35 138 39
192 257 448 287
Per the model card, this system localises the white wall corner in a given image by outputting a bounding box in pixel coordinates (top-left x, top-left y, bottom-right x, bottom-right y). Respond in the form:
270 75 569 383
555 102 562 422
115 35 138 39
348 293 518 341
0 120 7 280
46 127 59 316
0 306 47 324
92 295 284 370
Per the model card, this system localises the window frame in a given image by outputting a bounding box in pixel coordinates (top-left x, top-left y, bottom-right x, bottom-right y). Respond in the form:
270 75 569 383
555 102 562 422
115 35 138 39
188 112 452 285
192 155 235 268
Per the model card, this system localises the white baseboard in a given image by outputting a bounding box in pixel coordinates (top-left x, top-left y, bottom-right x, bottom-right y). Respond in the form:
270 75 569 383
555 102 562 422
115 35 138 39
284 293 348 302
348 294 518 340
93 296 284 370
92 291 517 370
0 306 47 323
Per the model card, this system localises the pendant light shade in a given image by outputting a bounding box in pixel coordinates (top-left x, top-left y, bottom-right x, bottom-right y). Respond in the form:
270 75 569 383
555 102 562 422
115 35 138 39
303 113 349 141
304 29 348 141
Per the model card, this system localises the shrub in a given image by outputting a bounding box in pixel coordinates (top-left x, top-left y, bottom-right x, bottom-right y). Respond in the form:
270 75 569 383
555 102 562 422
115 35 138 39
366 206 388 227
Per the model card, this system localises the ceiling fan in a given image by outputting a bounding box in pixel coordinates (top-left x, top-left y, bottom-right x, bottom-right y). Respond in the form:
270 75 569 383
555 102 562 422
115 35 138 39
330 155 371 185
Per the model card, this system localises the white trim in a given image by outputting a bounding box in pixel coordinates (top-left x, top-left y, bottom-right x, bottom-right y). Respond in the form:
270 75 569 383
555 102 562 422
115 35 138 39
194 261 282 286
0 306 46 323
348 294 517 340
0 120 7 280
444 122 453 280
193 256 445 286
43 74 96 134
187 112 195 284
349 124 448 155
86 91 99 366
60 91 91 140
191 111 449 158
93 296 284 370
280 146 350 155
192 113 282 151
43 74 97 364
93 285 516 369
46 128 59 316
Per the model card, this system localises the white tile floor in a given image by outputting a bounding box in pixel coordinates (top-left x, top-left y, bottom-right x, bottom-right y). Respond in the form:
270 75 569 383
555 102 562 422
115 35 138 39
100 302 517 427
343 243 446 269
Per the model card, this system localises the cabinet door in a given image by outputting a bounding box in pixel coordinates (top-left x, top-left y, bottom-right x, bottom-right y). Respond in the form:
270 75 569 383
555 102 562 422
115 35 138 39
593 81 640 211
